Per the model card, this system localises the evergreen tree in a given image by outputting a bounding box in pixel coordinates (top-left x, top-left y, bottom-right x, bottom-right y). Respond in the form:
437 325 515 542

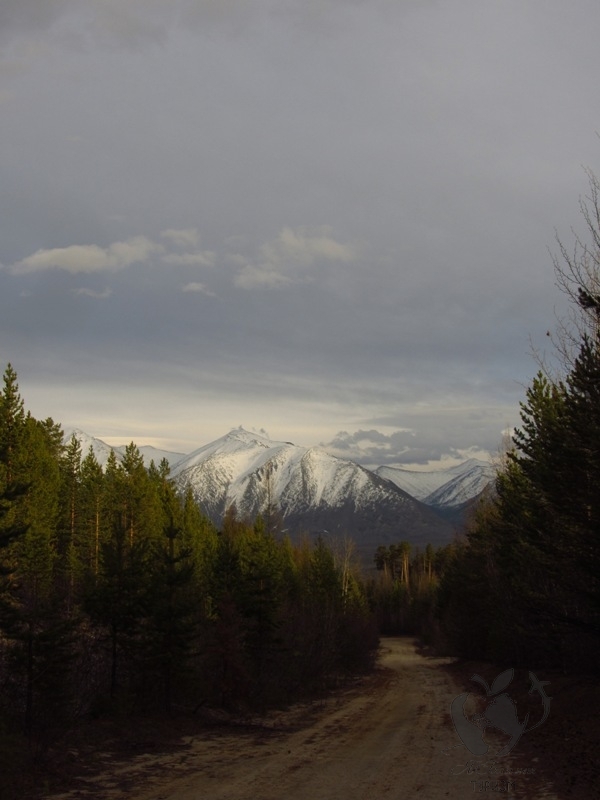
0 364 25 487
58 434 83 610
85 513 150 698
140 470 198 710
0 366 28 554
79 446 105 577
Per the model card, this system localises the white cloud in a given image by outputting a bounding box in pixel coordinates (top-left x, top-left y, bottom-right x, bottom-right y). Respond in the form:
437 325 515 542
234 264 294 290
182 282 215 296
163 252 216 267
8 230 216 275
160 228 200 249
10 236 162 274
159 229 215 267
323 427 495 468
234 226 357 290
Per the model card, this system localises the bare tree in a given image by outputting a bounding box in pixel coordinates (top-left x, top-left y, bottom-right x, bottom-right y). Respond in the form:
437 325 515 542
330 534 358 606
543 167 600 376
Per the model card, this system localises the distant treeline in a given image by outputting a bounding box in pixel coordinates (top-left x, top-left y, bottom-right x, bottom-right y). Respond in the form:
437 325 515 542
0 365 378 758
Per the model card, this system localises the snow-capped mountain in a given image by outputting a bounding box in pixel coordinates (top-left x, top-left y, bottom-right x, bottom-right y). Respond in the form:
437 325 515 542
63 428 185 469
62 426 490 553
63 428 116 467
376 458 494 509
424 459 495 509
376 465 453 503
171 427 455 550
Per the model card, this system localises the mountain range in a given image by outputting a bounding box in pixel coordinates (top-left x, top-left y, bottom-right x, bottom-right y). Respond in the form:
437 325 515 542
375 459 495 523
65 427 494 558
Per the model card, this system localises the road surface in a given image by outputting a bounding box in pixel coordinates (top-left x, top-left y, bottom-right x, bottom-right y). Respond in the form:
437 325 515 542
52 638 557 800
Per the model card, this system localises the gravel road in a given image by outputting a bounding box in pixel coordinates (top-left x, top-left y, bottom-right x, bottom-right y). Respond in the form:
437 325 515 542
52 638 559 800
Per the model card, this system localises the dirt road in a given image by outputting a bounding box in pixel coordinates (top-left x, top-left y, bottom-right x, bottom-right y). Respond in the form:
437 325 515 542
52 638 558 800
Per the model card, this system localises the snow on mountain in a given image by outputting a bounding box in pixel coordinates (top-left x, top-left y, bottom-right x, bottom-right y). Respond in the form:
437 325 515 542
424 459 495 509
136 445 186 469
170 427 370 517
375 465 452 502
62 426 460 551
172 427 455 550
63 428 116 467
63 429 185 469
376 458 494 509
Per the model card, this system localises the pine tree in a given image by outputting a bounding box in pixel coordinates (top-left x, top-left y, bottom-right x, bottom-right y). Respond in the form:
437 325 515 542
85 513 150 698
80 446 105 577
0 364 25 487
58 434 83 610
140 468 198 710
0 365 28 554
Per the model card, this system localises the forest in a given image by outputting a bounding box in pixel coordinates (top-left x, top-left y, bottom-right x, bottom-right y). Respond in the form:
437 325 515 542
0 375 380 765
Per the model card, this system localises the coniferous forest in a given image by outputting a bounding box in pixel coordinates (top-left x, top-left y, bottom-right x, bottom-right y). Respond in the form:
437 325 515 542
0 370 379 768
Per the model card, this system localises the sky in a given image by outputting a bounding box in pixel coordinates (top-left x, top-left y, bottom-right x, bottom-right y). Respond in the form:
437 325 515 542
1 0 599 469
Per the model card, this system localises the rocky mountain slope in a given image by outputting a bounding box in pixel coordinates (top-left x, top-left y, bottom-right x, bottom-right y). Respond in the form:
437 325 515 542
64 427 494 554
376 458 494 508
170 428 455 552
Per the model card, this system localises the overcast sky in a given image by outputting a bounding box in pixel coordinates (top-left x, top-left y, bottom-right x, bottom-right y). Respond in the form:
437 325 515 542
1 0 599 468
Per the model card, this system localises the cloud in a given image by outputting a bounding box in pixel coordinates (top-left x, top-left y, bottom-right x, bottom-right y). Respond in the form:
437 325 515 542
326 429 419 466
234 264 293 290
87 1 172 48
234 226 357 290
8 231 216 275
0 0 268 52
72 287 112 299
10 236 162 274
324 427 494 468
163 252 216 267
0 0 72 42
182 282 215 296
160 228 200 249
160 229 216 267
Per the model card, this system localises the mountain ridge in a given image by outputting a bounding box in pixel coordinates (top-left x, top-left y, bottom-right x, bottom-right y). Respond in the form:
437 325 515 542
169 428 455 552
63 427 493 554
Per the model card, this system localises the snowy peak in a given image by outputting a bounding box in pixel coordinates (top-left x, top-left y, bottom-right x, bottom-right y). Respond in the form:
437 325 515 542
63 428 116 467
376 459 494 509
170 428 454 549
171 429 368 516
376 465 451 502
62 427 461 550
425 460 495 508
173 427 288 471
63 429 185 469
